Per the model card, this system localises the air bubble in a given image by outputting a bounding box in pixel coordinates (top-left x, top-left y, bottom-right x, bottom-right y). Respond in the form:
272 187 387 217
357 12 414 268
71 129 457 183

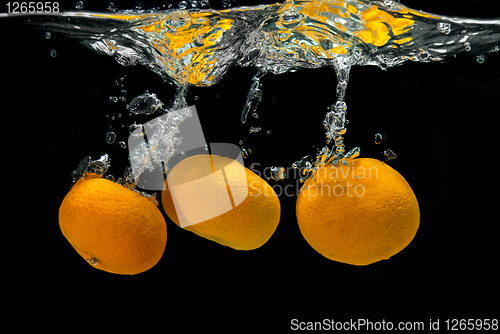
173 137 183 146
270 166 286 181
45 32 51 39
374 133 386 144
249 127 261 133
129 122 144 136
241 148 249 158
437 22 452 35
118 141 127 149
50 49 57 57
383 0 394 10
383 149 397 161
72 154 111 181
178 1 188 9
476 55 485 63
75 1 84 10
128 91 163 115
106 131 116 144
464 42 471 52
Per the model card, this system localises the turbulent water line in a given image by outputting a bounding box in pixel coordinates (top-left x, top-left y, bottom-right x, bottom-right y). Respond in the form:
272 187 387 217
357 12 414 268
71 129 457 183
15 0 499 86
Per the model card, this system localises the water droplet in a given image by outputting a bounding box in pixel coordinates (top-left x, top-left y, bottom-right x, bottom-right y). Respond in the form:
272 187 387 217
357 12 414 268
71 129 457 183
383 149 397 161
249 126 261 133
49 49 57 58
464 42 471 52
193 95 199 100
200 0 209 7
437 22 452 35
204 144 209 151
75 1 84 10
178 1 188 9
252 112 259 118
476 55 485 63
45 32 51 39
118 141 127 149
238 140 243 145
106 131 116 144
191 0 199 8
266 130 271 134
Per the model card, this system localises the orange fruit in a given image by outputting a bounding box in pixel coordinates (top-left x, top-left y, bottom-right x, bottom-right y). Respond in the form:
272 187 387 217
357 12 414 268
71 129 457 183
296 158 419 265
162 154 280 250
59 174 167 275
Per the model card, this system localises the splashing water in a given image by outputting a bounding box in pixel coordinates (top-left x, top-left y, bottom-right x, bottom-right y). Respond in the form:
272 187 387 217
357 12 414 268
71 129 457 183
7 0 500 178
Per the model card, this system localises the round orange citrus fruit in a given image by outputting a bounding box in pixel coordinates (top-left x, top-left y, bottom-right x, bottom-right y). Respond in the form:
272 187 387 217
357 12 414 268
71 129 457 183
162 154 280 250
296 158 419 265
59 174 167 275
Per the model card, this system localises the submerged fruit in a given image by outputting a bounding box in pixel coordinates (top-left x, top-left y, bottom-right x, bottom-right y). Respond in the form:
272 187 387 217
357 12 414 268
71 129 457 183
296 158 419 265
162 154 280 250
59 174 167 275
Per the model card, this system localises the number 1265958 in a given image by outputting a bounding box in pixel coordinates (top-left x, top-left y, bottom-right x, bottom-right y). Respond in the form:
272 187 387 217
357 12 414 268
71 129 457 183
6 2 60 13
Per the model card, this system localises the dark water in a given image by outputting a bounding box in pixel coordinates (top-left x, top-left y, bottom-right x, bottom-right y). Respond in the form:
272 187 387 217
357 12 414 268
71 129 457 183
4 0 498 321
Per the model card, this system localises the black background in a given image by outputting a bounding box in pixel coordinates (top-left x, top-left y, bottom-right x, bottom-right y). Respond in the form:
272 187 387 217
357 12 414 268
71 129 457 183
3 0 499 329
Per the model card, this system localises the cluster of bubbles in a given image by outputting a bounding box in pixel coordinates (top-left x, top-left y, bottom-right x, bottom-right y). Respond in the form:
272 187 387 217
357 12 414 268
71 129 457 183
436 21 498 62
104 74 168 152
71 0 220 12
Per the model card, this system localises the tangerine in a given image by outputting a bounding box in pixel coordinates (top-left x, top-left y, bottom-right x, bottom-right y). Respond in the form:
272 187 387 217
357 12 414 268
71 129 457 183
162 154 280 250
296 158 419 265
59 174 167 275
